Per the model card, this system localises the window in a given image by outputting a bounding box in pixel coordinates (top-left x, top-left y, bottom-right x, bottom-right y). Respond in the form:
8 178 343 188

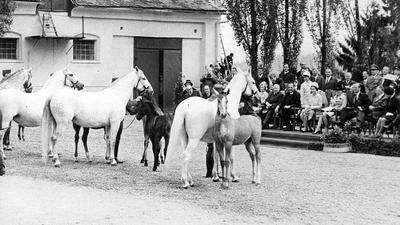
73 40 95 61
0 38 18 60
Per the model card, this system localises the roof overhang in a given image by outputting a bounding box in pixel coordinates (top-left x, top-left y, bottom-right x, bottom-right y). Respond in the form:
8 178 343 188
26 35 84 40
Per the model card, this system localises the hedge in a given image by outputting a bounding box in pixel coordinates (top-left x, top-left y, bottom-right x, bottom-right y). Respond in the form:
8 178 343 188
347 135 400 157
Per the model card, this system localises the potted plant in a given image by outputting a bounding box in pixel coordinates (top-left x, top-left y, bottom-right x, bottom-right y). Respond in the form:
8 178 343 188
320 127 351 153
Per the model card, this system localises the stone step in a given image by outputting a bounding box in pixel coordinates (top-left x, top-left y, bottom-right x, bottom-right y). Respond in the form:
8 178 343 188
262 129 321 142
260 137 313 148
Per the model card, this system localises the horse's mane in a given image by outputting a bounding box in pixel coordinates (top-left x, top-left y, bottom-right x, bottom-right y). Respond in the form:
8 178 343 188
0 69 24 86
142 94 164 116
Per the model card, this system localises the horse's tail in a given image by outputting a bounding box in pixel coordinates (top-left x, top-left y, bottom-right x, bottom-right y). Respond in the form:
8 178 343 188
41 99 55 164
165 103 187 168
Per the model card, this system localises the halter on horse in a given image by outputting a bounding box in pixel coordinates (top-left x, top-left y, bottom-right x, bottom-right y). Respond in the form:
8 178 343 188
166 69 259 188
41 67 152 167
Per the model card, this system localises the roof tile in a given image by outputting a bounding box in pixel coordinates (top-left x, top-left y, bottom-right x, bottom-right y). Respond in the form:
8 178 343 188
72 0 225 12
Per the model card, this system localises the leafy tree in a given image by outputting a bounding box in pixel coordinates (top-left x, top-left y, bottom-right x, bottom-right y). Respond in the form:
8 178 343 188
305 0 343 77
276 0 307 70
261 0 279 76
0 0 15 37
226 0 277 81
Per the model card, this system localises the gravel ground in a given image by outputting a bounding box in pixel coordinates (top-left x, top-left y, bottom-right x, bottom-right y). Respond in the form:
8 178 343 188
1 116 400 225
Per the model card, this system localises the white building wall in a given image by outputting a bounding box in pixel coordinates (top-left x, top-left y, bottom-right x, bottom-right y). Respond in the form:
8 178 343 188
0 2 222 90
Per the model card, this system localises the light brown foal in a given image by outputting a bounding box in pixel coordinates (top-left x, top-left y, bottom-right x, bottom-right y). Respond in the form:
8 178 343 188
213 93 262 189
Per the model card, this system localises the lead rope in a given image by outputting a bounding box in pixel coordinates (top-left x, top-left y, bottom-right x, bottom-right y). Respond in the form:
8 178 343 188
123 116 136 129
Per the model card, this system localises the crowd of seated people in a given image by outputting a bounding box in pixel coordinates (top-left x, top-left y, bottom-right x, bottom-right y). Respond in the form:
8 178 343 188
244 63 400 138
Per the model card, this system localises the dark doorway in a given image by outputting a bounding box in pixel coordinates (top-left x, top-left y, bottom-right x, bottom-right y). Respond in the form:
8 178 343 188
134 37 182 112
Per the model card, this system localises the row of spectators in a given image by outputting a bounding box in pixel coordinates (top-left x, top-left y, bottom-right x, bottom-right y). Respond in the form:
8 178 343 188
253 63 400 137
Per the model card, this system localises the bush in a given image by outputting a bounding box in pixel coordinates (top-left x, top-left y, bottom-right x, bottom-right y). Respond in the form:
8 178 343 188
348 134 400 157
321 127 348 143
308 142 323 151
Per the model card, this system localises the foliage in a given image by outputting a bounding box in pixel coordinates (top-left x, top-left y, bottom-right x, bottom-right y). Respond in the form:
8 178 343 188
261 0 279 76
308 142 323 151
305 0 344 76
174 72 184 107
320 127 348 143
336 1 400 71
276 0 307 70
225 0 278 81
348 134 400 157
0 0 15 37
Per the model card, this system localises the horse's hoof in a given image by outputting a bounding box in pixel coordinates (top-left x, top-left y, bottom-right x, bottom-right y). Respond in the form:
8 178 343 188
232 178 240 183
144 161 148 167
140 159 144 163
255 182 261 186
110 159 117 166
115 158 123 164
74 157 79 162
180 183 190 189
105 159 111 164
4 146 12 151
48 153 54 158
212 177 221 182
54 162 61 167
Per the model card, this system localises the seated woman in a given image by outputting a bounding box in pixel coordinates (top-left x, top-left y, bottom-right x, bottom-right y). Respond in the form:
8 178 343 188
374 87 399 137
253 81 269 119
300 83 322 132
314 84 347 134
369 86 391 123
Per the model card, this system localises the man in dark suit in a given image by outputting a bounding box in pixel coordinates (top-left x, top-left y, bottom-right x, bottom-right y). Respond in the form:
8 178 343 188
181 79 201 100
262 84 284 128
324 68 338 102
315 73 325 91
279 64 296 87
340 83 371 127
339 72 356 95
276 83 301 130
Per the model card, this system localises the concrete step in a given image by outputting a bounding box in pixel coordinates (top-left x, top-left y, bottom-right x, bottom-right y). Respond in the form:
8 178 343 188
260 137 313 148
262 129 321 142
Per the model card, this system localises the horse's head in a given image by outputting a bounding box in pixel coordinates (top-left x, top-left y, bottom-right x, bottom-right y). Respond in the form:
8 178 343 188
0 68 32 91
62 68 85 90
243 72 259 97
134 66 154 95
217 92 229 119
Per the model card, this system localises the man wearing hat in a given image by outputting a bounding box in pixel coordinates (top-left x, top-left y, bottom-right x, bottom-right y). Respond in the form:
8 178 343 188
366 64 383 101
182 79 200 100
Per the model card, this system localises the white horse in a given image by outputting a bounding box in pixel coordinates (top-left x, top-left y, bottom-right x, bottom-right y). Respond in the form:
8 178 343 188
0 68 84 160
0 68 32 90
166 70 259 188
41 67 153 167
0 68 32 176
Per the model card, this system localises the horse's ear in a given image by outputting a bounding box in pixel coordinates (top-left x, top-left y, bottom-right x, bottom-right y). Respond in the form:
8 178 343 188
135 66 139 72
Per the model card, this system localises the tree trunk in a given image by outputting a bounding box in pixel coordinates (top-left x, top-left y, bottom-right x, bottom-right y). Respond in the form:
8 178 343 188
283 0 290 66
355 0 362 66
250 0 259 81
321 0 327 78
